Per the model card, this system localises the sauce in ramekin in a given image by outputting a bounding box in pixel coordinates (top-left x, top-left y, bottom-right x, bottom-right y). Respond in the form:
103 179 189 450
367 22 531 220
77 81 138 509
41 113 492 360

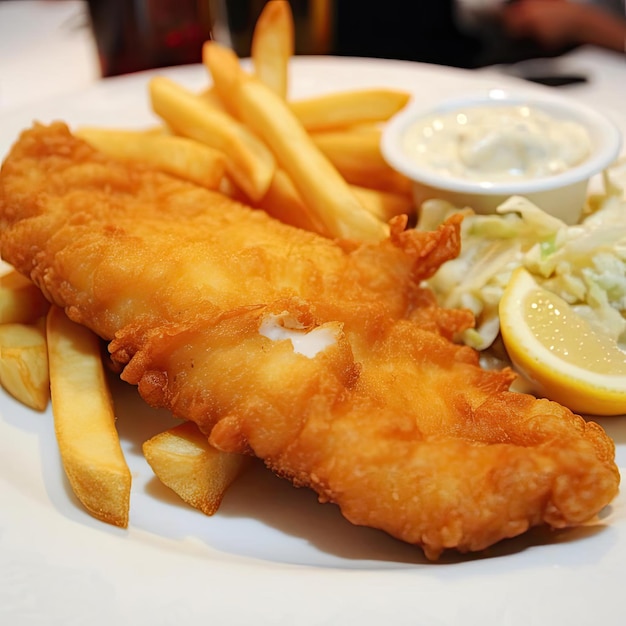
401 105 591 182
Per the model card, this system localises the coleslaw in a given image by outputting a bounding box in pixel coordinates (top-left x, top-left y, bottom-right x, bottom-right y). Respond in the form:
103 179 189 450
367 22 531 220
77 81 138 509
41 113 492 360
418 157 626 352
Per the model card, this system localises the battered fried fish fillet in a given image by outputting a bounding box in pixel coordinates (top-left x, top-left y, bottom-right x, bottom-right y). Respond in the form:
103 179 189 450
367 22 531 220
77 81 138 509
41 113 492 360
0 123 619 559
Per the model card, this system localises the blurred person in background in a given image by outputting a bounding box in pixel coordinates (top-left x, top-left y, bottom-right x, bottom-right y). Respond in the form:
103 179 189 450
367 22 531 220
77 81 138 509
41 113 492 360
455 0 626 65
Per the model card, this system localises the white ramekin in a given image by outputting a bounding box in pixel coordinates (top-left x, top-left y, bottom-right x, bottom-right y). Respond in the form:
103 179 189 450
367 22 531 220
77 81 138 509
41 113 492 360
381 89 622 224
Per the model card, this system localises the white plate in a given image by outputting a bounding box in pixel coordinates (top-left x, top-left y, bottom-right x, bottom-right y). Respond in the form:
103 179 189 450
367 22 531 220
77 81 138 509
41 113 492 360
1 58 626 626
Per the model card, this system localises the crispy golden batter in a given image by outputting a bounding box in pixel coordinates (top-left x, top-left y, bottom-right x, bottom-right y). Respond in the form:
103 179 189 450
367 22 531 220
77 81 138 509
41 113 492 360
0 123 619 559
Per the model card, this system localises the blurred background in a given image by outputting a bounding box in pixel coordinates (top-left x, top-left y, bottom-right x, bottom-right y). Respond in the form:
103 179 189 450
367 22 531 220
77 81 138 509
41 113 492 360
82 0 626 77
0 1 624 112
211 0 626 68
84 0 483 77
212 0 481 67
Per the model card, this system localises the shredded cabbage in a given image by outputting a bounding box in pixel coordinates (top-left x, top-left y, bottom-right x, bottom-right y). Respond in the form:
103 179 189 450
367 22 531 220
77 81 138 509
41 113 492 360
418 158 626 350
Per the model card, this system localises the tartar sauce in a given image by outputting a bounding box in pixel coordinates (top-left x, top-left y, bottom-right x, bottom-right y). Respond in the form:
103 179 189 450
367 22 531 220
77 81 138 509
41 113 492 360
402 105 591 182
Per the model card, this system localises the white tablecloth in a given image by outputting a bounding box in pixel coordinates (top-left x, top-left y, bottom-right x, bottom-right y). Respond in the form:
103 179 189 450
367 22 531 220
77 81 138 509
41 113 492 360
0 1 99 112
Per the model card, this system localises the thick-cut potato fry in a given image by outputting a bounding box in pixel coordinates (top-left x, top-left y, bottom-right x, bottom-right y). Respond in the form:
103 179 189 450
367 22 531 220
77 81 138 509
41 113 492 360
204 41 389 242
341 122 384 133
201 44 243 117
257 168 327 233
198 86 229 113
251 0 294 98
290 89 411 132
149 76 276 202
1 270 50 324
143 421 252 516
0 320 49 411
256 169 411 231
352 185 415 223
311 129 413 195
76 127 226 190
140 124 171 135
46 306 131 528
313 126 381 143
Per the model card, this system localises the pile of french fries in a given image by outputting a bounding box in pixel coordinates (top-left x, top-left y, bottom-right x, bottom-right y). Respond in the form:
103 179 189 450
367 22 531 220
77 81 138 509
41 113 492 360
0 1 413 528
78 0 414 240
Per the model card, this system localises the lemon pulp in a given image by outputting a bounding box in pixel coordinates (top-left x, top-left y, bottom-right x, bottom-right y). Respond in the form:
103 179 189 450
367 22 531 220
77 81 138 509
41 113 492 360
499 268 626 416
524 289 623 375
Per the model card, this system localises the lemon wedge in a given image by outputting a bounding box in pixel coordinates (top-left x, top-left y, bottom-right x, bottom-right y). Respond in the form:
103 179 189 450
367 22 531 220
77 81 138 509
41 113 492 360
499 267 626 416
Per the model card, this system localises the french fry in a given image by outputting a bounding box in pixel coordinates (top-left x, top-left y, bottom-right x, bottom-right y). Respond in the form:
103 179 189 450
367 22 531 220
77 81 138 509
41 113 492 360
137 124 171 135
198 86 229 113
336 122 384 134
46 306 131 528
200 42 242 117
1 270 50 324
251 0 294 98
311 129 413 195
0 320 49 411
257 168 327 234
313 126 382 143
290 89 411 132
254 168 411 231
149 76 276 202
76 127 226 190
204 41 389 242
351 185 415 223
143 421 251 516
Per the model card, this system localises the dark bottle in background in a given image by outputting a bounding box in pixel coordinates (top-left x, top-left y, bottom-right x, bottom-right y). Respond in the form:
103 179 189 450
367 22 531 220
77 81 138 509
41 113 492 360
86 0 213 77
